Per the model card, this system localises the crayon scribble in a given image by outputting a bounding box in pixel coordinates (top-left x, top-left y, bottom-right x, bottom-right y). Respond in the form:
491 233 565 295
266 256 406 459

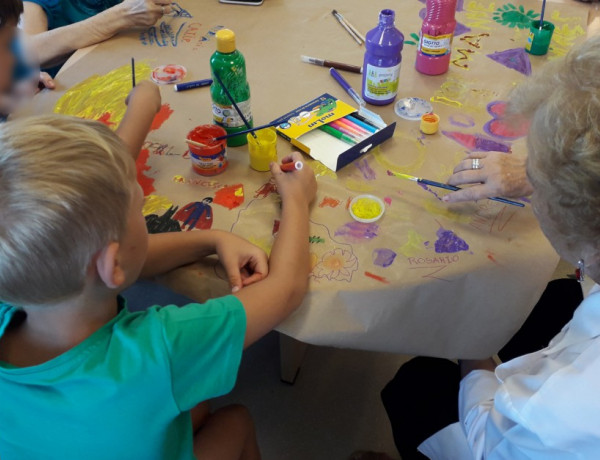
356 158 376 180
309 236 325 244
254 179 277 199
372 248 397 268
335 221 379 243
143 195 173 216
364 271 390 284
434 226 470 254
399 230 427 257
449 114 476 128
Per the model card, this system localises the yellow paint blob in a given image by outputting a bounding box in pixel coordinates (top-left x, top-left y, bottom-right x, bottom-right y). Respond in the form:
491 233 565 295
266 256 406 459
399 230 427 257
142 195 173 216
173 175 186 183
54 62 152 126
351 198 382 220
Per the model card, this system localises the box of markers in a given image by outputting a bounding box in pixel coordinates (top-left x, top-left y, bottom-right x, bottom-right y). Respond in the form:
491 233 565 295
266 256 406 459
271 93 396 171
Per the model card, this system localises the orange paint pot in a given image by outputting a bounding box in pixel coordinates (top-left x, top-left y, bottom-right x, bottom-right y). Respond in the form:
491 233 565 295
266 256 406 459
187 125 228 176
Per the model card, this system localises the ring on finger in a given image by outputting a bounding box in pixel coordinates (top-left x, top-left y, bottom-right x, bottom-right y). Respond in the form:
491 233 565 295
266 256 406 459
472 158 481 170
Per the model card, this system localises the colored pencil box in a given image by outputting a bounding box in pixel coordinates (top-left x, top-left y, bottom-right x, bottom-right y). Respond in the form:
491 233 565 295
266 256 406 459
271 93 396 171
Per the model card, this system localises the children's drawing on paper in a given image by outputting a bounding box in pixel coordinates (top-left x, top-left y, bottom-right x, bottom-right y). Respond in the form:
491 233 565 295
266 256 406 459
319 196 342 208
254 179 278 199
483 101 530 139
335 221 379 243
449 114 476 128
442 131 512 152
174 198 214 231
430 76 499 111
399 230 428 257
492 4 538 29
146 206 182 233
364 271 390 284
313 249 359 282
140 21 187 47
404 32 420 46
143 195 174 216
486 48 531 75
213 184 245 210
434 226 470 253
171 2 192 17
372 248 397 268
355 158 377 181
463 1 496 30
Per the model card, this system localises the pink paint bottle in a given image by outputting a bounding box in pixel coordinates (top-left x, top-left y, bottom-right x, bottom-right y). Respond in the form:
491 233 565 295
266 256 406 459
415 0 457 75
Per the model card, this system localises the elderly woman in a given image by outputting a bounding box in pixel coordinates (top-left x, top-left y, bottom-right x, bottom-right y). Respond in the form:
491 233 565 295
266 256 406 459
381 36 600 459
22 0 173 72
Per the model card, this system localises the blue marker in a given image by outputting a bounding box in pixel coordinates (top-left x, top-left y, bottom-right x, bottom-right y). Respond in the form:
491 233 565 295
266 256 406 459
329 67 365 107
174 78 213 92
346 114 377 133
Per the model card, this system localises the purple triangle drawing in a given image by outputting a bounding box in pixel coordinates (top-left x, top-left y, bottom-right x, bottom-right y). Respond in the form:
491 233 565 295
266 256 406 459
486 48 532 76
454 22 471 37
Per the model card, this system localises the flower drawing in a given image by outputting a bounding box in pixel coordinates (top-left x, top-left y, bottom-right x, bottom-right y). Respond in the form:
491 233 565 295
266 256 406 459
312 248 359 282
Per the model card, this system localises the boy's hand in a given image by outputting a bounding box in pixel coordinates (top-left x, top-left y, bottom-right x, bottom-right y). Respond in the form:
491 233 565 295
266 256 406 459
270 152 317 208
125 80 162 113
214 231 269 293
36 72 55 92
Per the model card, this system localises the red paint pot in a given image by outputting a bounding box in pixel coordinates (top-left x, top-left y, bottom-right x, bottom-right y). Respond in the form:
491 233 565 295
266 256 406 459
187 125 228 176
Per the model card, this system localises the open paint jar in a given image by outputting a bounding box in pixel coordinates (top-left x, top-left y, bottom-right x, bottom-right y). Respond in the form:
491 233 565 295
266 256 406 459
187 125 228 176
349 194 385 223
247 128 278 172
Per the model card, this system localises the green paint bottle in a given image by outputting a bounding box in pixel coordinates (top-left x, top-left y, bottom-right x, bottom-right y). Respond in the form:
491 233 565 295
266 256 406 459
210 29 252 147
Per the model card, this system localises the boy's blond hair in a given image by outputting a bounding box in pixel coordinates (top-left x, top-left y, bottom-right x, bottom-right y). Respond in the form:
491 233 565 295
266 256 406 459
509 35 600 248
0 115 135 306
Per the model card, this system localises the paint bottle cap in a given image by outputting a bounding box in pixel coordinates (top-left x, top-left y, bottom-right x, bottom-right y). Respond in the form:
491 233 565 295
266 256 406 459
216 29 236 54
420 112 440 135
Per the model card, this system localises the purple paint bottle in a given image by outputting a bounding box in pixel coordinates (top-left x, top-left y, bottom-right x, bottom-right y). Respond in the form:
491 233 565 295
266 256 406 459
361 9 404 106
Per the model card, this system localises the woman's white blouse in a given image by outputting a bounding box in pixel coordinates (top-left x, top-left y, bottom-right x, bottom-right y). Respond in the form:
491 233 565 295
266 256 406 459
419 285 600 459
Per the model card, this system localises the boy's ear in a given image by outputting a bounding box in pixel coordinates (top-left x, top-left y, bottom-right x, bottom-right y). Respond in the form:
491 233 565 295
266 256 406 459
95 242 126 289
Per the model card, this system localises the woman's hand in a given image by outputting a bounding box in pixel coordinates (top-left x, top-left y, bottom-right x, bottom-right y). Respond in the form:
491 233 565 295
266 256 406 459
214 231 269 293
444 152 533 203
119 0 173 28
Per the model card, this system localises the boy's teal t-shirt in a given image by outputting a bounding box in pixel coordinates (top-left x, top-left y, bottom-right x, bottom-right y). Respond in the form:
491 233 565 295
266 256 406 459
0 295 246 460
24 0 122 30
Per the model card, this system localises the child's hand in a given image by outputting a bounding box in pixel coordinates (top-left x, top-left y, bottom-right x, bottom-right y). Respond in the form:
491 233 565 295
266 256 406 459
125 80 161 114
36 72 55 92
214 231 269 293
270 152 317 208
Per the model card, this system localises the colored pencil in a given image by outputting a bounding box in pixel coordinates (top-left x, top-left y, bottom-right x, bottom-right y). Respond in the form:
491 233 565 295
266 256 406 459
539 0 547 28
213 71 257 140
319 124 357 145
336 117 370 136
346 115 378 133
387 171 525 207
301 55 362 74
213 121 281 141
280 161 304 172
131 57 135 88
332 9 363 45
174 79 213 92
330 68 365 107
332 10 366 43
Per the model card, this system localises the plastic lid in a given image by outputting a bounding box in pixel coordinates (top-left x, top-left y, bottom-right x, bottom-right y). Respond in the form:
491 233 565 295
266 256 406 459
216 29 236 53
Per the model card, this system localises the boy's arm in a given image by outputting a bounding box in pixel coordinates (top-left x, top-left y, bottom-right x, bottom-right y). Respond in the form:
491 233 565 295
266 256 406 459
234 153 317 348
141 230 269 293
116 81 162 159
22 0 172 68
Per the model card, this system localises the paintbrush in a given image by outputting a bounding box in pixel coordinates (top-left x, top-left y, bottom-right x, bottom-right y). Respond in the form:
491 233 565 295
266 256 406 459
214 120 281 140
185 138 208 148
539 0 547 29
332 10 366 43
212 71 258 141
131 57 135 88
387 170 525 207
332 10 363 45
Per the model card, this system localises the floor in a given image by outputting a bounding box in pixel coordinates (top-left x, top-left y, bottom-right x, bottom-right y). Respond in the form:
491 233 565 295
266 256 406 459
214 332 408 460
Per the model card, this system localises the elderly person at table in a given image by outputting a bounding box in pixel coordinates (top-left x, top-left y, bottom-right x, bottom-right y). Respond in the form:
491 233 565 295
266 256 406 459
381 36 600 460
21 0 173 73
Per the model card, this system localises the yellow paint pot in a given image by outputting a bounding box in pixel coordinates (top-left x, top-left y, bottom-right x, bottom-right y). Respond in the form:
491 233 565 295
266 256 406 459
349 195 385 223
420 112 440 135
247 128 278 172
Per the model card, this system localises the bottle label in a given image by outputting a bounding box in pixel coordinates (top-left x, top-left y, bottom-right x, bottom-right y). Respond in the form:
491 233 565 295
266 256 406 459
418 33 453 57
364 63 401 101
212 99 252 128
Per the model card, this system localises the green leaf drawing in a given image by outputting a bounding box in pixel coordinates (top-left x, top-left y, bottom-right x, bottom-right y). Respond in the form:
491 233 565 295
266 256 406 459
405 32 420 46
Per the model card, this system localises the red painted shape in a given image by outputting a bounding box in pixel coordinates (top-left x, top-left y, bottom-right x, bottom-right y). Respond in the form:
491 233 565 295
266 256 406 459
319 196 341 208
213 184 244 210
136 148 155 196
150 104 175 131
97 112 116 127
364 271 390 284
272 220 280 236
